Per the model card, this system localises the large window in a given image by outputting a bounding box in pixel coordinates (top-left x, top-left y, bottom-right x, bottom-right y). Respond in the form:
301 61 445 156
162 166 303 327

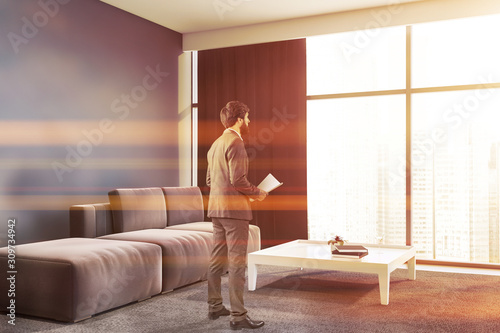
307 96 406 245
412 91 500 262
307 14 500 265
307 27 406 95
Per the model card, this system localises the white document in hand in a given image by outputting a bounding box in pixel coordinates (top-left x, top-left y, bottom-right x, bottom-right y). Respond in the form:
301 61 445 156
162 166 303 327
257 173 283 193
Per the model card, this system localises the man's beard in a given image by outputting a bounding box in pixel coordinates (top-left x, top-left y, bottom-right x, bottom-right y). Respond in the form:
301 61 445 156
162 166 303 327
240 122 249 135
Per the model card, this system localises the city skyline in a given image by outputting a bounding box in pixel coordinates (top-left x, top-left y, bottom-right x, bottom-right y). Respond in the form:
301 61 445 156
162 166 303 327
308 114 500 264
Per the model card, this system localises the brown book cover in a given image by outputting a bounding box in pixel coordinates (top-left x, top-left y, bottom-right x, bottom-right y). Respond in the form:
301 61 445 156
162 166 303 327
331 250 369 259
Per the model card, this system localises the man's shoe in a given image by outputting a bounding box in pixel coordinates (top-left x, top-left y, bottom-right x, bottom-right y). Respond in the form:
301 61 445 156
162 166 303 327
208 307 230 320
229 316 265 330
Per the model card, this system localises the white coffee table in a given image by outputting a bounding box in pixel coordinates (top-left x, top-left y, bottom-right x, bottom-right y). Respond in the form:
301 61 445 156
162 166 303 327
247 239 416 305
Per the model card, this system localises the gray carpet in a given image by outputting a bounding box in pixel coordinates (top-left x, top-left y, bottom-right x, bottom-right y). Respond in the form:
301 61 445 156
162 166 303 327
3 265 500 332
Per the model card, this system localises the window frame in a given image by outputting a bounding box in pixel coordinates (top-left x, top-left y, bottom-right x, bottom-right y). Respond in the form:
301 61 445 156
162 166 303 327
306 24 500 269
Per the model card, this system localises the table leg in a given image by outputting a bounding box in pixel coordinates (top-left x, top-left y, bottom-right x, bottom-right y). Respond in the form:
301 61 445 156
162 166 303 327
248 261 257 291
378 269 390 305
407 256 416 280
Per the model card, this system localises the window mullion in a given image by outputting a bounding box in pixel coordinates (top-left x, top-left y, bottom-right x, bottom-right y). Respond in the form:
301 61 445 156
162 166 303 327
406 25 412 247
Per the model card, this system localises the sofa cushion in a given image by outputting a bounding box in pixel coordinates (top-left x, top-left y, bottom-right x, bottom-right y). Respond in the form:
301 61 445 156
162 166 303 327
0 238 162 322
162 186 205 226
165 221 261 253
100 229 212 292
165 221 213 233
109 187 167 232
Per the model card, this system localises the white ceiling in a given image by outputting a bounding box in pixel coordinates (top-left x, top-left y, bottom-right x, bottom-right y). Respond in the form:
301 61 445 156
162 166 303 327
100 0 422 34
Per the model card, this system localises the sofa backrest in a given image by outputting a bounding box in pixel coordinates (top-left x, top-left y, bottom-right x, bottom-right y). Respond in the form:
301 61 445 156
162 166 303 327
162 186 204 226
108 187 167 233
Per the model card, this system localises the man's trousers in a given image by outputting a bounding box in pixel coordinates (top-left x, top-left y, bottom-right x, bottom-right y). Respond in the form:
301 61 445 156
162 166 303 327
207 217 250 322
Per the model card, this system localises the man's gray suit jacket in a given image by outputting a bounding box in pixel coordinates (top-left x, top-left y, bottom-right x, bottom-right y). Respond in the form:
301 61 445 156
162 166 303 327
206 129 261 221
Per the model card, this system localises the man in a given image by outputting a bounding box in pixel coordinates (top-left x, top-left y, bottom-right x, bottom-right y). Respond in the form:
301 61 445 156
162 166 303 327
206 101 267 330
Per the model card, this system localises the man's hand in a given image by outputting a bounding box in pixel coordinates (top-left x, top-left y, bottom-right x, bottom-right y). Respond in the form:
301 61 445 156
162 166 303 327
256 189 268 201
249 189 268 202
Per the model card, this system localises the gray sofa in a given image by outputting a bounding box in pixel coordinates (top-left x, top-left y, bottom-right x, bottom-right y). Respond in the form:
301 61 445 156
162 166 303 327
0 186 261 322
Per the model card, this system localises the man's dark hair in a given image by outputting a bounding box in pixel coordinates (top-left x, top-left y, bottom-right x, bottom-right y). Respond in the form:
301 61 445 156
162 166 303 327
220 101 250 128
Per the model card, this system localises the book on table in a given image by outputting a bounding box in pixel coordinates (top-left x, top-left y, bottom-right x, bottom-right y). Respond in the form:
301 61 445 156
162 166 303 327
331 250 369 260
334 245 368 253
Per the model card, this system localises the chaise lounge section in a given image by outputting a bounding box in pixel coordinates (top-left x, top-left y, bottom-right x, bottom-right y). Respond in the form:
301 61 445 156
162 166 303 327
0 238 162 322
